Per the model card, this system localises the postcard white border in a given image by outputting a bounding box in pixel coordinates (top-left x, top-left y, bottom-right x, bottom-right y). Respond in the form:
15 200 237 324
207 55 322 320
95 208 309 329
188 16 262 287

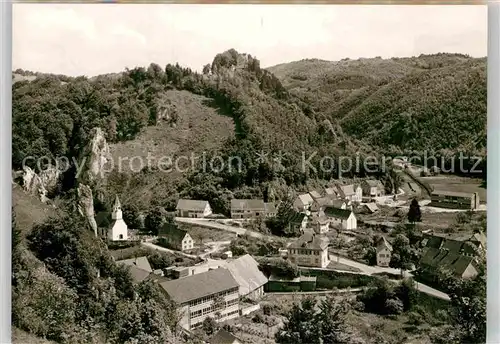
1 0 12 342
1 1 499 343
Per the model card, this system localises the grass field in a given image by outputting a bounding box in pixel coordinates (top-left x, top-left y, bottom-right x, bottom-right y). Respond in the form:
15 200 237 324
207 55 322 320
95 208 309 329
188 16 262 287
327 260 363 273
12 327 56 344
12 184 55 234
180 223 236 243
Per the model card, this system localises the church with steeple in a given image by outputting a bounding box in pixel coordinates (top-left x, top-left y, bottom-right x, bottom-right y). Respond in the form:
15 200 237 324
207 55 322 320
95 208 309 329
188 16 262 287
108 195 128 241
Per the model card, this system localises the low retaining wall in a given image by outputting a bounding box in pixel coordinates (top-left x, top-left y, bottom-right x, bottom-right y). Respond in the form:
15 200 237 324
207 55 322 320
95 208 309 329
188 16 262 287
240 304 261 316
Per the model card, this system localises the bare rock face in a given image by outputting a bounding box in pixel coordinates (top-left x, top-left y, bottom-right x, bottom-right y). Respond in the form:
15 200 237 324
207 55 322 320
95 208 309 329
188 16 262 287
22 166 48 203
77 183 98 237
78 127 111 183
21 166 60 203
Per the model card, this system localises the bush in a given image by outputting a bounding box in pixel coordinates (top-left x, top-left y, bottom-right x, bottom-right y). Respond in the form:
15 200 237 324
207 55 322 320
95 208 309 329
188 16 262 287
385 298 404 315
407 311 423 325
202 317 218 336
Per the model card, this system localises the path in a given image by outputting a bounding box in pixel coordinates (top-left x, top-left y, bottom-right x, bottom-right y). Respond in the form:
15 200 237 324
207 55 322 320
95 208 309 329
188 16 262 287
141 241 198 258
306 254 450 301
175 217 265 239
174 218 449 300
141 239 231 259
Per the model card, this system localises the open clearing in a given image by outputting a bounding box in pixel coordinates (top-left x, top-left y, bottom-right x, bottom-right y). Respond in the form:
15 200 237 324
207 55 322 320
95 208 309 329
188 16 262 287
422 176 486 202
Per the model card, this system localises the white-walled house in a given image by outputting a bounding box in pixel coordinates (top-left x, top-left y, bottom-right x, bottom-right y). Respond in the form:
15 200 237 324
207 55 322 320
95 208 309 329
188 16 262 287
108 195 128 241
176 199 212 218
324 206 357 230
288 233 330 268
293 193 314 212
158 223 194 252
376 237 393 267
361 180 386 200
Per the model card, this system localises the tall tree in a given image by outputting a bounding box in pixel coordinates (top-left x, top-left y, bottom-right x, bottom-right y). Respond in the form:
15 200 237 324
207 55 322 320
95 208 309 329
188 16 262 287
438 260 486 344
317 297 353 344
390 234 416 276
275 297 320 344
144 207 164 235
407 198 422 224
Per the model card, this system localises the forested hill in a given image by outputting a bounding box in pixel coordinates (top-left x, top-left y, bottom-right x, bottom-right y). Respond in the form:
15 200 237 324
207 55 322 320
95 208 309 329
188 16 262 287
12 50 486 212
268 53 486 155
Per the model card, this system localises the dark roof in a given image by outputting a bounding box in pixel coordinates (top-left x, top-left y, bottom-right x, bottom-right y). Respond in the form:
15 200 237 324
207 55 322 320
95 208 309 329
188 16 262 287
159 268 239 304
116 256 153 283
231 199 266 211
116 256 153 273
420 247 476 277
324 207 353 220
158 223 189 243
431 190 474 198
176 199 209 211
288 232 329 250
127 265 153 283
210 330 241 344
226 254 268 296
287 211 307 224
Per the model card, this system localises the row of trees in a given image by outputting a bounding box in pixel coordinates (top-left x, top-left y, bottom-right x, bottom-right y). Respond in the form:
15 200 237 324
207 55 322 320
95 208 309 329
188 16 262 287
12 210 180 343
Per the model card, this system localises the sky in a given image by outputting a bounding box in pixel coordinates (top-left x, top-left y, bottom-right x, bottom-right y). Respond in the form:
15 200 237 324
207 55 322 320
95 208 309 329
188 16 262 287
13 4 487 77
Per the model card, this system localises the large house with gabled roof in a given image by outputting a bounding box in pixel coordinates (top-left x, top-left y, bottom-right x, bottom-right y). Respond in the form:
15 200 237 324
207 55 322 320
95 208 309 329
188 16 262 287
115 256 153 283
418 232 485 281
158 222 194 252
361 179 385 200
225 254 268 300
230 199 266 219
176 199 212 218
324 206 357 230
293 193 314 212
376 237 393 267
287 232 330 268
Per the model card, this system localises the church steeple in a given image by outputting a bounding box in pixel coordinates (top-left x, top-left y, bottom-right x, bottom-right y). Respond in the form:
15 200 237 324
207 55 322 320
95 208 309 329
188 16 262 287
112 195 122 220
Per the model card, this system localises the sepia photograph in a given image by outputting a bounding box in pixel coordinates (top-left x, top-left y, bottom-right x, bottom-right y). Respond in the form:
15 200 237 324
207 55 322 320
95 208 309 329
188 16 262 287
9 3 489 344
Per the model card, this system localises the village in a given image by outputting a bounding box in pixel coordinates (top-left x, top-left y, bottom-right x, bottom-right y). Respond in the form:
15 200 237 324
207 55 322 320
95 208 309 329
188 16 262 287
104 164 487 344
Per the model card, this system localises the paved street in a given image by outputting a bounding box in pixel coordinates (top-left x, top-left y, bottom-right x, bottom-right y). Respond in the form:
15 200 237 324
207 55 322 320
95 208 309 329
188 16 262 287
174 217 450 301
175 217 265 239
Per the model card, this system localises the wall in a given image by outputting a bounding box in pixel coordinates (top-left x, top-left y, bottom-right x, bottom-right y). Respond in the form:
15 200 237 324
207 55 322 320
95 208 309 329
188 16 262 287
109 219 128 241
241 304 261 316
187 289 240 330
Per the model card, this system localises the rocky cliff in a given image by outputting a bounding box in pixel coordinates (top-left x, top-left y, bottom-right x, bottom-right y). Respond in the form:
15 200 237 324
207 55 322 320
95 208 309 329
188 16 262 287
21 166 60 203
77 183 98 237
77 127 111 184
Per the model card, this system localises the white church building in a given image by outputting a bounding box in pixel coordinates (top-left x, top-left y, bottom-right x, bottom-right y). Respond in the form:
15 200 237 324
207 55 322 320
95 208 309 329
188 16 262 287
108 195 129 241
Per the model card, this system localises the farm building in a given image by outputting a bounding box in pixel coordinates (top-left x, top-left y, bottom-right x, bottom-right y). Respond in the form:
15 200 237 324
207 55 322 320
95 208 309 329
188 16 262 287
230 199 266 219
176 199 212 218
430 190 480 210
324 207 357 230
361 180 385 200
